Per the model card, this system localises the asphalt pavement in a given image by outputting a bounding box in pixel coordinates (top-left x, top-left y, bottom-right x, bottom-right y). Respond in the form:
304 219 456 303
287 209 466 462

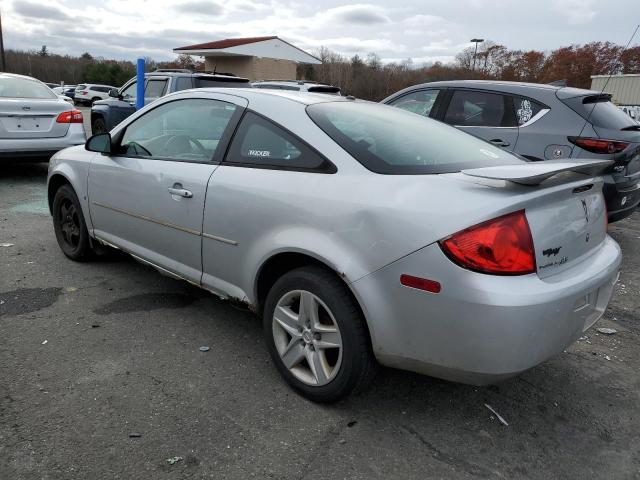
1 161 639 479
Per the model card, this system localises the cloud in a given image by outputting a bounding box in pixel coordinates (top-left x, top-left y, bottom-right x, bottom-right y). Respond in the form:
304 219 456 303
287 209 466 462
173 0 224 16
552 0 596 25
13 0 71 21
324 4 390 25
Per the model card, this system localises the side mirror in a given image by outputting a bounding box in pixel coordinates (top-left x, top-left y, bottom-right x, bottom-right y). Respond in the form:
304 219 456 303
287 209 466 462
109 88 120 99
85 133 112 154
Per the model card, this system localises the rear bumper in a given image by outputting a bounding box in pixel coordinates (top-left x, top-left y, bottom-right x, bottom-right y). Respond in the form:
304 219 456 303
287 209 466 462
351 236 621 385
0 124 86 159
603 180 640 222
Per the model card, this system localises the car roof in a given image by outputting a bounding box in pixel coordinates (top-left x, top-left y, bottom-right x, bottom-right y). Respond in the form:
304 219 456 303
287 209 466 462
0 72 43 82
184 87 352 105
146 70 249 81
386 79 599 101
253 80 335 86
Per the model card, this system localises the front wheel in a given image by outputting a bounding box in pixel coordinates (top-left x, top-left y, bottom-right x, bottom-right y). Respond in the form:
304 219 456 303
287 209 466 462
263 266 377 402
52 185 92 261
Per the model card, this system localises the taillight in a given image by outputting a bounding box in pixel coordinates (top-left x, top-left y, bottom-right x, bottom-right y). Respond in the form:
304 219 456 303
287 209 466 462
568 136 629 154
56 110 83 124
440 210 536 275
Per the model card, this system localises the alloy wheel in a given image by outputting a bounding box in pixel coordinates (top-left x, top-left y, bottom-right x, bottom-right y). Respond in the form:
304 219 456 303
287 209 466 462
272 290 343 386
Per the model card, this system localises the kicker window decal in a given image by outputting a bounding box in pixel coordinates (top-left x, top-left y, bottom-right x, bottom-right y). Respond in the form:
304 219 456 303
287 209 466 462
248 149 271 157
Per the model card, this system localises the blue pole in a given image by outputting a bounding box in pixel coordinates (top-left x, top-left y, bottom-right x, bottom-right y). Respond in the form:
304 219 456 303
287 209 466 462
136 58 145 110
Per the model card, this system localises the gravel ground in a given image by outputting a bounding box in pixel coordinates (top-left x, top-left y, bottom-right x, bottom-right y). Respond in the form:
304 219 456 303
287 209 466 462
1 161 639 479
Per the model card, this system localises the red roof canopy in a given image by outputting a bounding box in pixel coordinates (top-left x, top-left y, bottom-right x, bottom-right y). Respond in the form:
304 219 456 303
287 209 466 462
175 36 278 51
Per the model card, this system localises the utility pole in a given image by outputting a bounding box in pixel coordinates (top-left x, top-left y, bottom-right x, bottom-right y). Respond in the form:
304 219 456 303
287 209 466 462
470 38 484 70
0 9 6 71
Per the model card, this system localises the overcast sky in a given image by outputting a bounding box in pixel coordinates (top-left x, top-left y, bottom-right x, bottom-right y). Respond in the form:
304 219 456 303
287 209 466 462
2 0 639 64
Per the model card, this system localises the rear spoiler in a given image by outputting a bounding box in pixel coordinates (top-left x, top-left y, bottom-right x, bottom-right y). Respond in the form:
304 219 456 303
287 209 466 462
461 159 613 186
582 93 612 104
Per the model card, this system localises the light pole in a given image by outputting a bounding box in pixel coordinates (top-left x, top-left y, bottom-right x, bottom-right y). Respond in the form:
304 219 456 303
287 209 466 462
470 38 484 70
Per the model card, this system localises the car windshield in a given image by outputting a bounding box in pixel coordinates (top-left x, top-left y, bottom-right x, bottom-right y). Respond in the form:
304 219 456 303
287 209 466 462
0 76 57 99
307 101 522 174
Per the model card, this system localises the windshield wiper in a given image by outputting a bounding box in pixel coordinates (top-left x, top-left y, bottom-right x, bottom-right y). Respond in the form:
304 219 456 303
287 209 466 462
621 125 640 131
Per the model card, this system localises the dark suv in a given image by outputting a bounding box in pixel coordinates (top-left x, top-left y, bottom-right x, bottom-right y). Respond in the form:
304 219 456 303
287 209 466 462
91 69 250 134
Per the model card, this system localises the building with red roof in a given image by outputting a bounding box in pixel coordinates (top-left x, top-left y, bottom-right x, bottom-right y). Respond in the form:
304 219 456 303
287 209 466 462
174 36 321 81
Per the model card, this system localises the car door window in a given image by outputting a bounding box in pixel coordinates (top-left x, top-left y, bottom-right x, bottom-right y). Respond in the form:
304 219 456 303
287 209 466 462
225 112 332 171
513 96 546 125
121 81 137 101
119 99 238 162
174 77 193 91
145 79 168 100
388 89 440 117
444 90 514 127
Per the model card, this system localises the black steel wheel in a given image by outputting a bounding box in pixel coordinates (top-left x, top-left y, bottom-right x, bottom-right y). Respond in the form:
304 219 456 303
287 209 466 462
52 184 92 261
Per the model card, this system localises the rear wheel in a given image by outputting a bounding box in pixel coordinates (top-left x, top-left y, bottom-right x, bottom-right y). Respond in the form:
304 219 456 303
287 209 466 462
52 185 92 261
92 117 107 135
263 266 377 402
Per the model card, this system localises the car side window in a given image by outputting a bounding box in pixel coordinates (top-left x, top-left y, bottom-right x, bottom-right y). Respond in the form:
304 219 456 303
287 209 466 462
388 89 440 117
121 81 137 100
145 79 167 99
118 99 238 162
444 90 515 127
513 96 546 125
225 112 330 171
175 77 193 91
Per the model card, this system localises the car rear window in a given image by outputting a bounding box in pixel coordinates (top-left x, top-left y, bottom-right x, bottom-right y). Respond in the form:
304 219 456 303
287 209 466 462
307 101 522 174
585 101 638 129
193 78 250 89
0 76 57 99
561 95 638 130
75 85 87 91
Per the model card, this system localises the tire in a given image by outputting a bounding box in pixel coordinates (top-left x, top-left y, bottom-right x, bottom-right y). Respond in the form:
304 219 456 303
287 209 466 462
263 266 377 402
52 184 92 261
92 117 107 135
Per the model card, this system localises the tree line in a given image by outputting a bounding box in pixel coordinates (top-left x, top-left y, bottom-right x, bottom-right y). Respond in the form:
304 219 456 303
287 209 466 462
302 41 640 101
2 41 639 99
3 48 203 87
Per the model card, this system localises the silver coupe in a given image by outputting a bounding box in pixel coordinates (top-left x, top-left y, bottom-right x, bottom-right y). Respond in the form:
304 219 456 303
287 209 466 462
47 88 621 402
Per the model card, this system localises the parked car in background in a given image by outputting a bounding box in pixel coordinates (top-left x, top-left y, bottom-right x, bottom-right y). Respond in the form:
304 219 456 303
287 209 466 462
383 80 640 222
52 85 77 100
48 89 620 401
0 73 86 159
620 105 640 121
252 80 341 95
74 84 116 106
44 82 60 89
90 69 251 134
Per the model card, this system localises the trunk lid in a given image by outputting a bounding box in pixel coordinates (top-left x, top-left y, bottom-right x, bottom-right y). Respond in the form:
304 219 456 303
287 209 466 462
0 98 70 139
456 160 610 279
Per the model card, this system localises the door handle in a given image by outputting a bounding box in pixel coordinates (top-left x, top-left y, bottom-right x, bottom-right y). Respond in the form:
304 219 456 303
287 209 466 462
168 184 193 198
490 139 511 147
